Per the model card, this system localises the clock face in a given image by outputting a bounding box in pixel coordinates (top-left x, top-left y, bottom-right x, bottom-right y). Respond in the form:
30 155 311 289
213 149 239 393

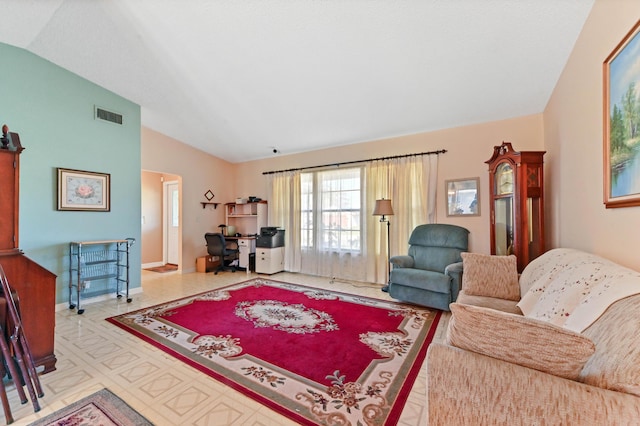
66 176 104 205
496 163 514 195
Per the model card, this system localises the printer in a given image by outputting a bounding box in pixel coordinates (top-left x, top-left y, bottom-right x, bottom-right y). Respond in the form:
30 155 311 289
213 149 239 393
256 227 285 248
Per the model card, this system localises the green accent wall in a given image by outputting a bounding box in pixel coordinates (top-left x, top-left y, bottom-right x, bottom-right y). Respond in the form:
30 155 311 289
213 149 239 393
0 43 141 304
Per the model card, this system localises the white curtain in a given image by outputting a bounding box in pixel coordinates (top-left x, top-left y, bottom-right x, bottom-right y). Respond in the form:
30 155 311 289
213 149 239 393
267 171 301 272
267 154 439 284
364 155 438 284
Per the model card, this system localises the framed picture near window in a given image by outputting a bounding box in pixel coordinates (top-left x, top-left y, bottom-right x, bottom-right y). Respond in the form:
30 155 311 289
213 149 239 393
603 19 640 208
446 177 479 216
57 168 110 211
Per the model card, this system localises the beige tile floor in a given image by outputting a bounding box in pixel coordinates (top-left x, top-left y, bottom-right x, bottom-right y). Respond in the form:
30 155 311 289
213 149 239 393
8 270 450 426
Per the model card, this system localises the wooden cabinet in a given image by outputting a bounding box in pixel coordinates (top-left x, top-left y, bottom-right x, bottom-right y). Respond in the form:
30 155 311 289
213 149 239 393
225 201 267 236
0 132 57 373
0 147 20 252
0 252 57 373
486 142 545 272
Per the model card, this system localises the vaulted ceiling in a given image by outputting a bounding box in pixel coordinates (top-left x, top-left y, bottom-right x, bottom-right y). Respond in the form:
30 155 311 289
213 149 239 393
0 1 594 162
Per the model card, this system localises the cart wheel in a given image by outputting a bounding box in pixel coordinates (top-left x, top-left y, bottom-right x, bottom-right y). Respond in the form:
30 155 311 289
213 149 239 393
78 309 84 315
69 304 76 310
127 298 132 303
117 294 122 298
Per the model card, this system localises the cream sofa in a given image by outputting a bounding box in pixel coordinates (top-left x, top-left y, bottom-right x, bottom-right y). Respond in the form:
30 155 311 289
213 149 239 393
427 248 640 425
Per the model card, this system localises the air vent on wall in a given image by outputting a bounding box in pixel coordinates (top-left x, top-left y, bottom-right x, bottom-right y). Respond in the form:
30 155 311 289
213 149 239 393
95 106 123 125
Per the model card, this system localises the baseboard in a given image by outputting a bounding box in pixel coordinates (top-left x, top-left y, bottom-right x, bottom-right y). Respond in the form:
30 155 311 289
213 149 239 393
56 286 144 312
142 261 164 268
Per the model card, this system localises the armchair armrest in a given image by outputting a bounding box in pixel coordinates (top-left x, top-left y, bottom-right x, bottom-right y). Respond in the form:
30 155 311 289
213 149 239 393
427 343 640 424
445 261 463 301
390 255 414 269
444 261 463 276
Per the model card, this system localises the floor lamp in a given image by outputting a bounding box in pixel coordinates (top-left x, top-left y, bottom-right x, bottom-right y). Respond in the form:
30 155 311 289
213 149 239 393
373 198 394 292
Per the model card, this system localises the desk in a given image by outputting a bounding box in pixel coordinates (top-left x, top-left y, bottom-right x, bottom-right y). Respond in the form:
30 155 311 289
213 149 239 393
225 236 255 271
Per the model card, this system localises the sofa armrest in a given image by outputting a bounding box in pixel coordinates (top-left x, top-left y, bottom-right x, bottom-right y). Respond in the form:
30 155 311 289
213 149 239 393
427 343 640 425
390 255 414 268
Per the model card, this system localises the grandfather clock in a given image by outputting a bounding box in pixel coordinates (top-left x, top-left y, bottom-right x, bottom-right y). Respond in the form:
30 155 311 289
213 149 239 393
486 142 545 272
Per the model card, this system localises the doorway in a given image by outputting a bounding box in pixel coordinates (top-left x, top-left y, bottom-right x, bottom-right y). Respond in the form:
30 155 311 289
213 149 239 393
141 170 182 270
164 180 179 265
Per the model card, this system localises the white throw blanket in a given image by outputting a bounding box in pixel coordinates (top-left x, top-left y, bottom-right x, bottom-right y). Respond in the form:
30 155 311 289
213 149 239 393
517 248 640 332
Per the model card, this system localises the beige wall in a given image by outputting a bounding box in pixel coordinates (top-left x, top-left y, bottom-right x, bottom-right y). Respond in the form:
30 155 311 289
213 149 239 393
544 0 640 271
140 0 640 273
141 170 164 264
142 127 236 271
234 114 544 255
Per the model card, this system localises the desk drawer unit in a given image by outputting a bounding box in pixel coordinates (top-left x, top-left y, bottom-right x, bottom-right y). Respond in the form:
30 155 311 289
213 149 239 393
255 247 285 274
236 237 256 269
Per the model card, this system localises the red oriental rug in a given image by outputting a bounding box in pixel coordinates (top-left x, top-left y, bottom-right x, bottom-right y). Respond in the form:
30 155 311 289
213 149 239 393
106 278 441 425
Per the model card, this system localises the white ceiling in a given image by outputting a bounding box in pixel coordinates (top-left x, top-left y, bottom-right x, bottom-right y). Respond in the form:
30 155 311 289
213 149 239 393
0 0 594 163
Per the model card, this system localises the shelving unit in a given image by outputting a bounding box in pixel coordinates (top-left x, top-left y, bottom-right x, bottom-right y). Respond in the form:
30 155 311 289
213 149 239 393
225 201 267 236
223 201 267 271
200 202 219 209
68 238 135 314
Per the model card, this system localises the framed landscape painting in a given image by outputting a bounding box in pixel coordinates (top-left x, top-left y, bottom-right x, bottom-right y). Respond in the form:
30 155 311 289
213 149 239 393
603 19 640 208
445 177 479 216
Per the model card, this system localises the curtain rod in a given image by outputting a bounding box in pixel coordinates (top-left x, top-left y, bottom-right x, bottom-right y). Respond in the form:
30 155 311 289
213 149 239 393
262 149 447 175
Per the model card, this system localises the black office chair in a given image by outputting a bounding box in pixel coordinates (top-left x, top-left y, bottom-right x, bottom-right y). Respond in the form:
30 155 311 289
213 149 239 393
204 233 240 274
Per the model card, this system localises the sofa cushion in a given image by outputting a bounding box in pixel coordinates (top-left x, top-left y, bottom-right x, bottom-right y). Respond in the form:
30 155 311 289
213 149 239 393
461 253 519 301
456 291 522 315
427 343 640 425
390 268 451 293
446 303 596 380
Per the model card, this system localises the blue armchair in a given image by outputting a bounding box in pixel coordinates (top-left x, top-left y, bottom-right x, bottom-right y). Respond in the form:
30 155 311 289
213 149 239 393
388 224 469 311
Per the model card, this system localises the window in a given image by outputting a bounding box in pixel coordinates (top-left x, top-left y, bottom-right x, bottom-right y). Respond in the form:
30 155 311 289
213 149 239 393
301 167 362 252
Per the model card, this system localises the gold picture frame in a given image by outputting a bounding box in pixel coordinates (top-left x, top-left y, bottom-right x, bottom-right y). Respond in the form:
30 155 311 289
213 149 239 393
603 19 640 208
57 168 110 212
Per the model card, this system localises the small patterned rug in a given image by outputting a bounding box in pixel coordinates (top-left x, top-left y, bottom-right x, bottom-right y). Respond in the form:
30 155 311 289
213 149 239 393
27 388 153 426
144 263 178 273
107 278 441 425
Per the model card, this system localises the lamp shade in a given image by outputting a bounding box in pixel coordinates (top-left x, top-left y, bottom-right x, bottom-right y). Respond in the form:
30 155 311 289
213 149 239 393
373 199 394 216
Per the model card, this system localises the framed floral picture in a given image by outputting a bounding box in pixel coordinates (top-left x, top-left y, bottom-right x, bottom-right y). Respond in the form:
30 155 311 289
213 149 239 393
57 168 110 211
603 19 640 208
